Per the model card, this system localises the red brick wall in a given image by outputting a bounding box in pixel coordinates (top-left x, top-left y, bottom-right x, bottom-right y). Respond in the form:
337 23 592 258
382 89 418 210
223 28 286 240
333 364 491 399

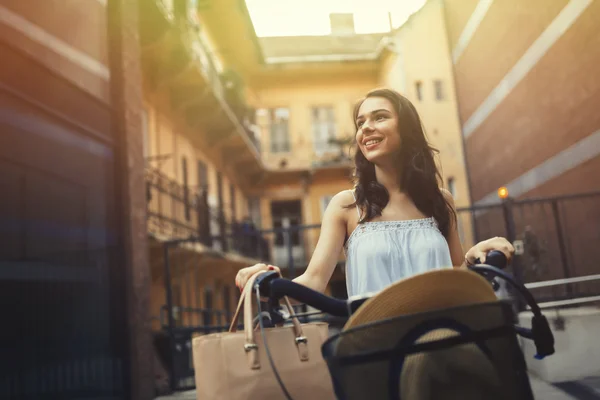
0 0 110 102
524 156 600 198
0 41 112 138
446 0 600 290
452 0 568 123
1 0 108 63
445 0 600 201
0 3 125 397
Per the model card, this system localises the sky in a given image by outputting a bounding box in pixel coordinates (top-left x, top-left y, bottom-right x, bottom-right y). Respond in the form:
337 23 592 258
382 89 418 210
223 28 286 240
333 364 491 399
245 0 427 37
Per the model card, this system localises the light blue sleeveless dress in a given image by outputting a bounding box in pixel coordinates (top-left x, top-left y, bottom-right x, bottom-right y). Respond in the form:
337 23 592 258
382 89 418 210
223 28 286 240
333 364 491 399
344 191 453 298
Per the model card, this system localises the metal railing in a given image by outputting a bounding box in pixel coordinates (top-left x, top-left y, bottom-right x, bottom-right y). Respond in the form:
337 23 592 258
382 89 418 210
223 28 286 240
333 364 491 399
457 191 600 303
524 274 600 309
146 167 212 243
145 166 272 261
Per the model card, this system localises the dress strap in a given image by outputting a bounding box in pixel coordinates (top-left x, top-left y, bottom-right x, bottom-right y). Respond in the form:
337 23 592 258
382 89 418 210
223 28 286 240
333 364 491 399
349 189 361 219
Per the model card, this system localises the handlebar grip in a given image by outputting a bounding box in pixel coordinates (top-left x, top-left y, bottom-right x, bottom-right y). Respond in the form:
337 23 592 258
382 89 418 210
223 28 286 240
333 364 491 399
476 250 508 269
269 279 349 317
255 271 349 317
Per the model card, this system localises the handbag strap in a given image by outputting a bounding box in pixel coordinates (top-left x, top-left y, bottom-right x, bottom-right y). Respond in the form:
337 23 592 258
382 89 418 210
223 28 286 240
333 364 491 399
228 271 264 333
228 270 310 368
229 285 247 332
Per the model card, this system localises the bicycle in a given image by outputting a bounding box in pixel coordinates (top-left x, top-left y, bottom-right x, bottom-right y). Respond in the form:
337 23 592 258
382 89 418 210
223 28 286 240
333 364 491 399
251 251 555 400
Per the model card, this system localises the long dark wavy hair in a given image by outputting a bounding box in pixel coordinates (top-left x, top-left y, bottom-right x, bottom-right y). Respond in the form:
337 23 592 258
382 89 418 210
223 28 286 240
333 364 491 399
348 88 456 239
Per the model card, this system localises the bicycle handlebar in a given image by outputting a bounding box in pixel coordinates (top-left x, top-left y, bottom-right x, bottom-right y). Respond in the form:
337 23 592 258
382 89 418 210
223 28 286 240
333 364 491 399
268 278 350 317
256 250 554 359
257 250 509 317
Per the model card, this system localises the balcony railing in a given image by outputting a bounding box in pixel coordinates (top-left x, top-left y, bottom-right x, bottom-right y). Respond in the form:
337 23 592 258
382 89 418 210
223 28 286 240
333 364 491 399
145 167 268 260
145 167 212 244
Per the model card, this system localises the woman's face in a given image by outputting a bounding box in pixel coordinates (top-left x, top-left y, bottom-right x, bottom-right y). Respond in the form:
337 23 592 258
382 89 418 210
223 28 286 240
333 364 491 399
355 96 401 164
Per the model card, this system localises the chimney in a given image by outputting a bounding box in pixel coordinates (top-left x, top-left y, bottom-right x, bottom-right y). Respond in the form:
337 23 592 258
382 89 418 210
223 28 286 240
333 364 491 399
329 13 355 36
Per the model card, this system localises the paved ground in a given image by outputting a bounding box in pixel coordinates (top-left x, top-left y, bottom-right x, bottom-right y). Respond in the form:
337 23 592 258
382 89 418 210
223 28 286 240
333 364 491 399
554 376 600 400
155 375 592 399
529 376 578 400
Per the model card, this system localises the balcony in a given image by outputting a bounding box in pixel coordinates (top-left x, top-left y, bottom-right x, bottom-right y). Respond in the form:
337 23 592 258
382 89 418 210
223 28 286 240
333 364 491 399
145 167 212 243
139 1 263 184
145 167 268 261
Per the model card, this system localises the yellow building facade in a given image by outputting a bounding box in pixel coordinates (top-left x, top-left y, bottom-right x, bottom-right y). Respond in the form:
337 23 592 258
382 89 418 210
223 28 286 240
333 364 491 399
139 1 265 334
142 0 477 331
240 0 474 288
247 71 378 289
379 0 475 246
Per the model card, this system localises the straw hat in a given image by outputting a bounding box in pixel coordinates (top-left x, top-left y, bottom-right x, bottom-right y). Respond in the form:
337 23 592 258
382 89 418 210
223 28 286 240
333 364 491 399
344 268 497 329
343 268 505 400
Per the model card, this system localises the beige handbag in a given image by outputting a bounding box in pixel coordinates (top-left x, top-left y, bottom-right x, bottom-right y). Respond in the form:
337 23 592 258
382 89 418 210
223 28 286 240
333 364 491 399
192 271 336 399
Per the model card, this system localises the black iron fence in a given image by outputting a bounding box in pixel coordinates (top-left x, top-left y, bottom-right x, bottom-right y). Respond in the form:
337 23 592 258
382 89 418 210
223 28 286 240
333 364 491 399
457 191 600 302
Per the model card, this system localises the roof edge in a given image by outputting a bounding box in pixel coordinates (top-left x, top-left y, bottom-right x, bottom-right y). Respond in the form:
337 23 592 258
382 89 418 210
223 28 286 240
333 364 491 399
239 0 266 64
263 36 395 65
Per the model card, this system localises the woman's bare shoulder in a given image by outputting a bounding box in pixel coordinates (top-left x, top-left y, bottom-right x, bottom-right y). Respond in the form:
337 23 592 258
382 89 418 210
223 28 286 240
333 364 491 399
324 190 356 220
329 189 356 208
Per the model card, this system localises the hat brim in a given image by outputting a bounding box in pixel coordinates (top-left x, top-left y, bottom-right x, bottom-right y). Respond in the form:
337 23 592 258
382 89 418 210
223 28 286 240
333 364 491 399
344 268 497 330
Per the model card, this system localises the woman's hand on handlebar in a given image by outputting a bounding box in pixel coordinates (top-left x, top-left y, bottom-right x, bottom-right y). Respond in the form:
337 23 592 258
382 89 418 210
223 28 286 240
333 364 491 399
235 263 281 292
465 236 515 266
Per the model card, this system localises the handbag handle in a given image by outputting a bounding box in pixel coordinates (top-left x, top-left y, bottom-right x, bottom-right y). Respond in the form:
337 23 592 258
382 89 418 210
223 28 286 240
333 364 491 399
228 271 310 369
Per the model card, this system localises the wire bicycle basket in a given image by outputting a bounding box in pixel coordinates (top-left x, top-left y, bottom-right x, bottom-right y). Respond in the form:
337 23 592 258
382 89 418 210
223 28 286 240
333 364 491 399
322 301 535 400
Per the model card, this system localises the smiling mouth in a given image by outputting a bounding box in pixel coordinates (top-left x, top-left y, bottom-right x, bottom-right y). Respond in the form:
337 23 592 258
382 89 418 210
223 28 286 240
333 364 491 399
364 138 383 149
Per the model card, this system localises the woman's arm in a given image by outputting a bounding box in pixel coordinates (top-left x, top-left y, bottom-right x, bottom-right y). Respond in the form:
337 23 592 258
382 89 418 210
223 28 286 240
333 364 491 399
465 237 515 265
235 190 351 293
441 190 515 267
292 191 352 293
441 189 466 267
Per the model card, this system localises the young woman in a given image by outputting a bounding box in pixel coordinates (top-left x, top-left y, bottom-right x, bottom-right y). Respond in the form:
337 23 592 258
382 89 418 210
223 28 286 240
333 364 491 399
235 88 514 297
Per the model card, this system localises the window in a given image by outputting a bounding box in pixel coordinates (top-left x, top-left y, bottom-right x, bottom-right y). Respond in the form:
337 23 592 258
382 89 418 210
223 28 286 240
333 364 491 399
415 81 423 101
271 201 302 247
447 177 456 198
269 108 290 153
247 197 261 228
273 219 285 246
434 80 445 101
312 107 336 155
320 195 334 217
